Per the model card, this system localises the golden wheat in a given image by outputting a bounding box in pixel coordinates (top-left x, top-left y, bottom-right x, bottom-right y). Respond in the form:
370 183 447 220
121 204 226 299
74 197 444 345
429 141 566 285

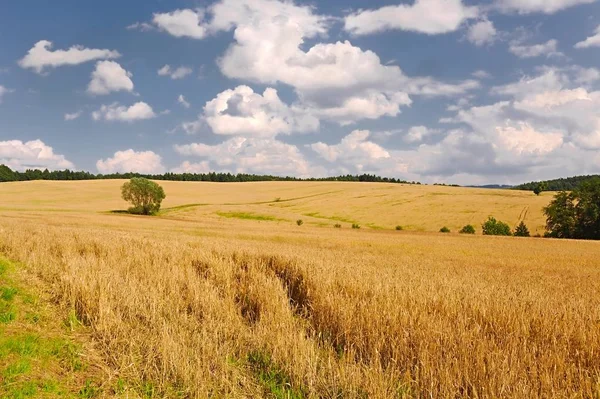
0 181 599 398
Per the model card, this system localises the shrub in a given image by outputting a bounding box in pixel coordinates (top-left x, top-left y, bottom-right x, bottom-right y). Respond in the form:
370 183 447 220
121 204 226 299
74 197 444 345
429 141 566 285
439 226 450 233
514 221 530 237
482 217 512 236
395 225 403 231
459 224 476 234
334 224 342 229
296 219 303 226
352 224 361 229
121 178 166 215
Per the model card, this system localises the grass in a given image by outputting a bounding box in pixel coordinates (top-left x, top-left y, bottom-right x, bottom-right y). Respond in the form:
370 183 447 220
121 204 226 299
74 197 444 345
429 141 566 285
0 180 599 397
217 211 287 222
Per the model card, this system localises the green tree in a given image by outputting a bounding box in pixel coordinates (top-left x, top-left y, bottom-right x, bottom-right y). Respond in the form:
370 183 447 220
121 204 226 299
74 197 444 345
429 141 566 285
439 226 450 233
482 217 512 236
459 224 476 234
121 178 166 215
544 191 577 238
514 221 530 237
573 178 600 240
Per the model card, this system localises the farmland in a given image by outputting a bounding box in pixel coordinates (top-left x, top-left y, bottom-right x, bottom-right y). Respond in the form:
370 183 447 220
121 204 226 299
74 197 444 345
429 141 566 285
0 180 599 398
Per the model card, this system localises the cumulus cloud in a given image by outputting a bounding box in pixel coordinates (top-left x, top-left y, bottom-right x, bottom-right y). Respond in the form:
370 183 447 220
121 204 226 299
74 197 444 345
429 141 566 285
466 19 497 46
178 94 190 108
175 137 322 177
311 130 408 175
0 139 74 170
152 9 208 39
495 0 595 14
64 111 82 121
171 160 211 173
87 61 134 95
472 70 492 79
575 25 600 49
149 0 478 125
344 0 479 36
96 149 165 174
508 39 563 58
157 65 193 79
92 102 156 122
18 40 120 74
204 85 319 138
404 126 440 143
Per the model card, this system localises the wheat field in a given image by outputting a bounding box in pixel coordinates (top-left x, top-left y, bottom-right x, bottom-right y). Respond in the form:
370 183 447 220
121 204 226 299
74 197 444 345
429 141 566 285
0 180 599 398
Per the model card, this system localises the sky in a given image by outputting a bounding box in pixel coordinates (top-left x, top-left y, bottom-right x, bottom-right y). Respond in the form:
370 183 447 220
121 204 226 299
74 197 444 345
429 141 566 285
1 0 600 185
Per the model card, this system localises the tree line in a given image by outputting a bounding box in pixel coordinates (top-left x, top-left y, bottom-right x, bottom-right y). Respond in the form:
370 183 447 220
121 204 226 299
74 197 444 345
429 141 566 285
514 175 600 192
0 164 420 185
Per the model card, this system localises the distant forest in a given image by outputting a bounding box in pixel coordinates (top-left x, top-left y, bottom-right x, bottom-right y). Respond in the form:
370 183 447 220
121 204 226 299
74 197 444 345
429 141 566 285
513 175 600 191
0 164 420 185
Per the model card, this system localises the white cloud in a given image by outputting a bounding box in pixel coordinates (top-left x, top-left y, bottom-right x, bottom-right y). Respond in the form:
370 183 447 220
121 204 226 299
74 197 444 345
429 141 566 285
0 86 13 103
157 65 193 79
18 40 120 74
64 111 82 121
494 122 563 155
178 94 190 108
92 102 156 122
508 39 563 58
0 139 74 171
96 149 165 174
495 0 596 14
171 160 211 173
150 0 478 126
310 130 408 175
126 22 154 32
152 9 208 39
575 25 600 49
404 126 440 143
466 19 496 46
344 0 479 36
87 61 134 95
204 85 319 138
175 137 322 177
472 70 492 79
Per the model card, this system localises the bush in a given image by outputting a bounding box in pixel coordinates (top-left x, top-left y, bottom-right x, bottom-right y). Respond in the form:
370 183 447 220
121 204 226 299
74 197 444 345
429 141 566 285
439 226 450 233
395 225 403 231
296 219 303 226
514 221 530 237
352 224 361 229
334 224 342 229
121 178 166 215
459 224 476 234
482 217 512 236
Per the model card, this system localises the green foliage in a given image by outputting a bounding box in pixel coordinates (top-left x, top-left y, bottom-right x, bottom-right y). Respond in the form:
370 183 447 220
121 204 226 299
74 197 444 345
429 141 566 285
121 178 166 215
459 224 476 234
247 351 306 399
515 174 600 192
0 164 18 182
296 219 303 226
351 224 360 229
439 226 450 233
0 163 421 185
217 212 285 222
395 225 403 231
333 224 342 229
533 183 546 196
482 217 512 236
544 177 600 240
514 221 531 237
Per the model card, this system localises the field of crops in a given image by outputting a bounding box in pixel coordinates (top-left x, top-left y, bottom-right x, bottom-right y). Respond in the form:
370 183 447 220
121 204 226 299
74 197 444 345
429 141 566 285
0 180 599 398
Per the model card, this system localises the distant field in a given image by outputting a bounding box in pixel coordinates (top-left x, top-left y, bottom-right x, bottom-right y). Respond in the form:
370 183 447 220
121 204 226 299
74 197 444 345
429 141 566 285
0 180 552 233
0 180 599 398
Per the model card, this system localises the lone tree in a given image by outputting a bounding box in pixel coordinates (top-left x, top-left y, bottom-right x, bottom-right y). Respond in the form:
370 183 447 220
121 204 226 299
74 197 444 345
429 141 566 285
533 182 546 196
514 221 531 237
121 177 166 215
482 216 512 236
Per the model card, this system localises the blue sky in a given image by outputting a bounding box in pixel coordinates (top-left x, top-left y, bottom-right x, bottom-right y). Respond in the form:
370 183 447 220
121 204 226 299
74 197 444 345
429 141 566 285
1 0 600 184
